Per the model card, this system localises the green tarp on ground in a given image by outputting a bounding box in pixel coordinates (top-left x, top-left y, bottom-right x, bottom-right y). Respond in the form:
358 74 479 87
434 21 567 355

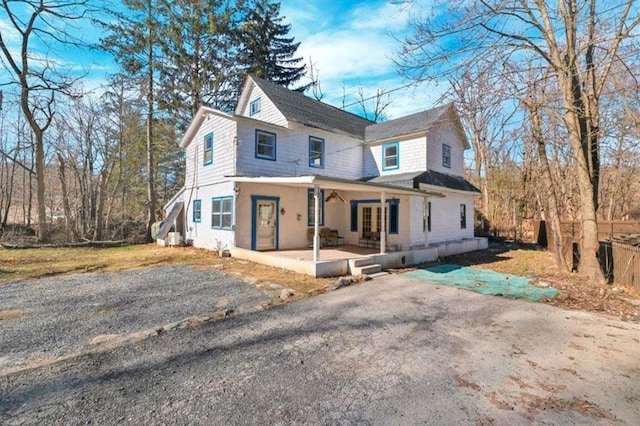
403 264 559 302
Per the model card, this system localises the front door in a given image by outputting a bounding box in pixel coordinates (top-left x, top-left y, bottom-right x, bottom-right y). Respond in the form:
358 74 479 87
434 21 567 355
256 200 277 250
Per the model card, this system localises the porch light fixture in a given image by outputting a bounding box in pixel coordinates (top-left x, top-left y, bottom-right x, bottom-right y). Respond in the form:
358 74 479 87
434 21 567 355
325 190 345 204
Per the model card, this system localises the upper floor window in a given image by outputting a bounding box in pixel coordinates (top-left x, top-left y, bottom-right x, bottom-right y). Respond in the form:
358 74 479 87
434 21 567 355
382 142 399 170
255 129 276 161
249 98 261 116
193 199 202 223
309 136 325 168
212 196 233 229
203 133 213 165
460 203 466 229
442 144 451 168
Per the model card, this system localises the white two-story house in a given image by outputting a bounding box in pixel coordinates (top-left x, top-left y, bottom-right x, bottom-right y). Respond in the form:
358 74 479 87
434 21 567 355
161 75 487 277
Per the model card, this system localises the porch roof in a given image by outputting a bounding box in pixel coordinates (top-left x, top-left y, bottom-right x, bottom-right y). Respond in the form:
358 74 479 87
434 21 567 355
227 175 444 198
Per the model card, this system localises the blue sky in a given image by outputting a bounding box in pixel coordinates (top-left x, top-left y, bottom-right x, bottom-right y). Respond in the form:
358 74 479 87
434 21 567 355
0 0 445 119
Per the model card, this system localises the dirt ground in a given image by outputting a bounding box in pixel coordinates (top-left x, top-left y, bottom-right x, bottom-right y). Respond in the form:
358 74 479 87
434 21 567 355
444 241 640 322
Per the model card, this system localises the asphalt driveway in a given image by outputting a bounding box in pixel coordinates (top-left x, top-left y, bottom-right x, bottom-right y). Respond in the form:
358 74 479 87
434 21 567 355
1 272 639 424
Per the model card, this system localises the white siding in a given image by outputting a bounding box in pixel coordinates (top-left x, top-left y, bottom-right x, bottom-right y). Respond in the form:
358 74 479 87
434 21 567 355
426 122 466 177
364 135 427 177
184 115 237 188
238 84 287 126
409 196 428 248
428 191 475 243
183 181 236 250
235 118 364 179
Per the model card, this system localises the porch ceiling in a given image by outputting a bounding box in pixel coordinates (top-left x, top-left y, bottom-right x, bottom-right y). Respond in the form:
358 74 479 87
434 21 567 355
227 175 444 198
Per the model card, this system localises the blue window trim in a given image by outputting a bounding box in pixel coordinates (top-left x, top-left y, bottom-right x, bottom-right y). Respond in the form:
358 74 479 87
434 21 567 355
443 144 451 168
349 199 400 234
203 132 213 166
251 195 280 251
255 129 277 161
382 141 399 171
193 199 202 223
308 136 325 168
249 97 261 116
211 196 234 230
307 189 324 226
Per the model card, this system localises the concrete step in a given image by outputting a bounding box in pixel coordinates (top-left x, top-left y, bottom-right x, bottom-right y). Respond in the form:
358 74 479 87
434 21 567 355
357 264 382 275
350 257 374 268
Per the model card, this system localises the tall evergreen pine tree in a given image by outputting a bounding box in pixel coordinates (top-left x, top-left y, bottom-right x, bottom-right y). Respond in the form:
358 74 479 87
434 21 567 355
240 0 308 91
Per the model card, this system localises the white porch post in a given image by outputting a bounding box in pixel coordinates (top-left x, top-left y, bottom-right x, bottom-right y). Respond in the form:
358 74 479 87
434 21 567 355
313 185 321 262
380 191 386 254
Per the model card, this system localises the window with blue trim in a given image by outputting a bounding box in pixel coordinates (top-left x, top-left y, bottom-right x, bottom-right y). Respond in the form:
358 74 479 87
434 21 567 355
460 203 466 229
249 98 261 116
203 133 213 165
309 136 324 168
212 196 233 229
255 129 276 160
193 199 201 223
307 189 324 226
443 144 451 168
382 142 399 170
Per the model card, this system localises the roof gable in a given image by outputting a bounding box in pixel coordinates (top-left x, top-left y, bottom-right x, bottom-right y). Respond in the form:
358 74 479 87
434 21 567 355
365 103 467 145
238 75 374 140
180 106 235 148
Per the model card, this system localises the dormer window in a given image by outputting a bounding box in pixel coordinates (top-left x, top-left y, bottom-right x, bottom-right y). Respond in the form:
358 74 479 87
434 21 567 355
442 144 451 168
203 132 213 165
382 142 399 171
249 97 261 116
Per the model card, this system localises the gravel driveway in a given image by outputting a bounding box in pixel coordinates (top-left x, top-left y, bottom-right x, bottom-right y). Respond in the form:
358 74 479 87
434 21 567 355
0 265 275 373
1 272 639 424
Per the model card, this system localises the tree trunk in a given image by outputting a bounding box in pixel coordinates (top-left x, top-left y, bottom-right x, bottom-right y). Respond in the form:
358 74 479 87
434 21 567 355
145 2 157 242
524 99 569 270
94 168 108 241
57 152 78 241
34 130 48 242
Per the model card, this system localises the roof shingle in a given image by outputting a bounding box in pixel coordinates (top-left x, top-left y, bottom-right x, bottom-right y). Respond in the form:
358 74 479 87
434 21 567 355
251 76 374 140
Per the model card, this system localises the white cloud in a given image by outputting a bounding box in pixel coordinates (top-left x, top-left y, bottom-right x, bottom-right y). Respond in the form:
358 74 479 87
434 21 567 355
349 1 413 31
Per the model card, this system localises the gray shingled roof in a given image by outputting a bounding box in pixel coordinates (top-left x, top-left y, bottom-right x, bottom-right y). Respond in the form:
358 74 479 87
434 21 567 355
364 103 453 142
251 76 374 140
365 170 480 193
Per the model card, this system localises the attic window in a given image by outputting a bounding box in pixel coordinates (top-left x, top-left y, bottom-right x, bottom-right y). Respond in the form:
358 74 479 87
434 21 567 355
203 133 213 165
382 142 399 171
442 144 451 168
249 98 261 116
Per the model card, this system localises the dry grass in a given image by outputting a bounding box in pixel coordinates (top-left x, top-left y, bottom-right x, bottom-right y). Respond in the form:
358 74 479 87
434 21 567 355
0 244 333 295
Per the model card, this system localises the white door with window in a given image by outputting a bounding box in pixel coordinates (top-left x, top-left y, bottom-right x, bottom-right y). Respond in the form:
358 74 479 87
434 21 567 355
256 200 277 250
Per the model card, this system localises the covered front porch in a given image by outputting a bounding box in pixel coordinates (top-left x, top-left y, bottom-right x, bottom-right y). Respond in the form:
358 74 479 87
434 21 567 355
231 175 444 260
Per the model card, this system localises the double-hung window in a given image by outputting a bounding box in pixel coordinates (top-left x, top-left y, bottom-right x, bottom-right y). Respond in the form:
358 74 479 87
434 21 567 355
307 189 324 226
203 133 213 165
309 136 324 168
382 142 399 170
212 197 233 229
249 98 261 116
193 199 202 223
460 204 466 229
442 144 451 168
255 129 276 161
